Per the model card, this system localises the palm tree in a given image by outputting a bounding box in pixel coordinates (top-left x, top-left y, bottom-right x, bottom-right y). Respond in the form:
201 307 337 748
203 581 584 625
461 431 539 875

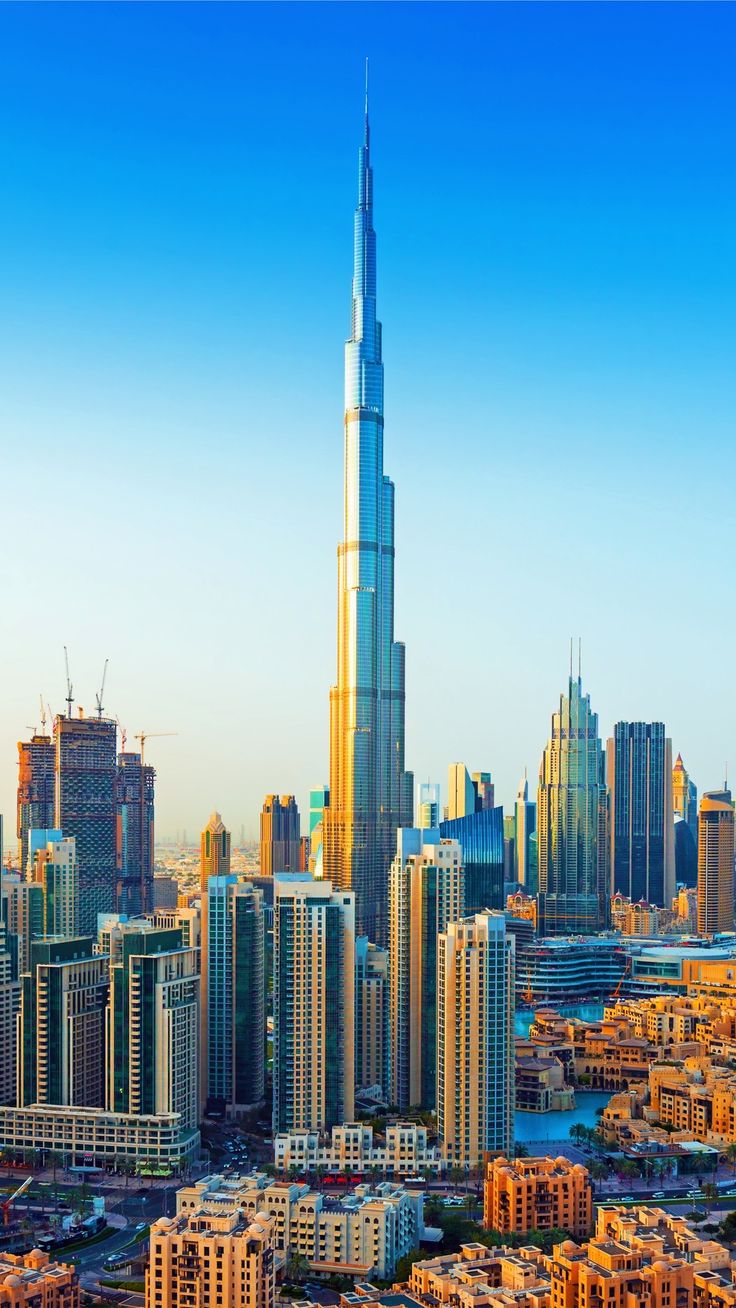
702 1181 719 1218
725 1144 736 1174
589 1160 608 1194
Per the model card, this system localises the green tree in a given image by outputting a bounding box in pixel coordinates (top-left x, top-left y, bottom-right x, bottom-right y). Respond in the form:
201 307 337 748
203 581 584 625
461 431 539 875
394 1248 425 1283
725 1143 736 1174
589 1160 608 1193
284 1251 310 1285
702 1182 719 1217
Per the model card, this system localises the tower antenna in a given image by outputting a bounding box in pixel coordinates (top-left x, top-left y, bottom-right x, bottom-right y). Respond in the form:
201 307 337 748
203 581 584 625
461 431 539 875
569 637 573 681
578 637 582 681
63 647 74 718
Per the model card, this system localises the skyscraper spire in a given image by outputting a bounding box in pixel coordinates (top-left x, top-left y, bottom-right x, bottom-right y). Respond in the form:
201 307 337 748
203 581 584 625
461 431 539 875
324 72 413 944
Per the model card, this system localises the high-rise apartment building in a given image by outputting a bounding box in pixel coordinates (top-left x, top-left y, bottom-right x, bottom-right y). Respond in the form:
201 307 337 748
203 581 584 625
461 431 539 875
389 830 464 1112
537 673 608 935
146 1210 275 1308
115 751 155 915
514 776 537 892
55 713 117 935
0 922 20 1106
355 937 388 1095
437 912 515 1166
260 795 301 875
273 875 355 1133
416 782 441 830
16 733 55 872
19 936 109 1108
1 873 43 974
439 807 504 914
607 723 675 906
697 792 735 936
32 836 79 938
323 88 413 945
108 923 199 1129
206 876 265 1117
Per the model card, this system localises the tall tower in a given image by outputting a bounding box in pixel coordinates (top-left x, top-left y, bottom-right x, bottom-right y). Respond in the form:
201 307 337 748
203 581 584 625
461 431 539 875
697 791 735 935
607 723 675 906
273 875 355 1133
206 876 265 1117
514 775 537 893
324 77 413 944
116 751 155 915
260 795 301 875
537 670 608 935
17 733 55 873
199 811 231 1114
389 829 464 1112
55 713 117 935
437 911 515 1166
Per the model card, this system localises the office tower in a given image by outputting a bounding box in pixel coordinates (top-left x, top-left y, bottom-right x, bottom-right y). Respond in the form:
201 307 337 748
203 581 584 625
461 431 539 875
16 733 55 872
260 795 301 875
437 911 515 1166
1 873 43 974
472 772 495 811
324 86 413 946
309 786 329 878
273 875 355 1132
200 811 231 889
503 815 516 884
199 811 231 1117
439 807 505 914
19 936 109 1108
0 922 20 1105
447 764 476 820
55 713 117 935
115 751 155 915
537 671 608 935
152 874 180 908
310 786 329 838
146 1210 275 1308
389 830 464 1112
355 937 388 1095
108 923 199 1129
607 723 675 907
32 836 79 938
697 792 735 936
673 754 699 888
416 782 441 830
206 877 265 1117
515 776 537 892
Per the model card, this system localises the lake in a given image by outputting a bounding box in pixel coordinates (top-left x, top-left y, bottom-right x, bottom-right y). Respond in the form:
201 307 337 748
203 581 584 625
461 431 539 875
514 1002 604 1037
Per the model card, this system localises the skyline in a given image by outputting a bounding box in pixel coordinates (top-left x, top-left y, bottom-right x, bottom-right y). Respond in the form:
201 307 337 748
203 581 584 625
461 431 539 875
2 2 735 840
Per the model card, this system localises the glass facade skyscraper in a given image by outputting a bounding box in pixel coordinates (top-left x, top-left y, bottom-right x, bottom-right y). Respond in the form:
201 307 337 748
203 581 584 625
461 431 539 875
324 83 413 944
439 806 504 913
607 722 675 906
537 673 608 935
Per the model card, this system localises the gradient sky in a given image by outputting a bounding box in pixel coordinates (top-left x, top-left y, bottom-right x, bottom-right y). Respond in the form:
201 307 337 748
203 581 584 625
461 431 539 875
1 2 734 845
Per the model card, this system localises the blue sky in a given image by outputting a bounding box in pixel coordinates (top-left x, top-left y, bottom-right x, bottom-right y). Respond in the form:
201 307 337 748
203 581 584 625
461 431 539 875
1 2 734 842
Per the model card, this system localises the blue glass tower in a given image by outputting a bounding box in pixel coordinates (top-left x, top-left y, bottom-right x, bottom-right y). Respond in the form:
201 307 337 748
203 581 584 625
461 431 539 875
325 73 413 944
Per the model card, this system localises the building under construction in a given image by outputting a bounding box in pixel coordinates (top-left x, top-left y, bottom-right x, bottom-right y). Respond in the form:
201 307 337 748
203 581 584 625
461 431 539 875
116 751 155 915
55 712 118 935
16 734 55 873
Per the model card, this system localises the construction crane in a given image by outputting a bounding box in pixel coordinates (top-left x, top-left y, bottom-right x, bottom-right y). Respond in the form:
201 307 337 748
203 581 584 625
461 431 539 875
63 647 74 718
39 695 48 735
95 659 109 719
2 1176 32 1226
116 718 128 752
134 731 178 766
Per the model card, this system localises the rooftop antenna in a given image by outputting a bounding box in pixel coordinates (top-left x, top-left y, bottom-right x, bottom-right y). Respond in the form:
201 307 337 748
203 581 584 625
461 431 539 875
578 637 582 681
569 637 573 681
95 658 109 719
63 647 74 718
364 56 369 145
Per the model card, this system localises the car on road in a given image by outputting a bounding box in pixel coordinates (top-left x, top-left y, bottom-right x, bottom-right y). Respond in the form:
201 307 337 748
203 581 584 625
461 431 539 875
652 1192 665 1199
618 1196 634 1203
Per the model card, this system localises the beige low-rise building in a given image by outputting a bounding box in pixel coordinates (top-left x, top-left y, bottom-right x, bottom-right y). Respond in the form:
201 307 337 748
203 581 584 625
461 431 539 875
175 1172 422 1280
0 1249 78 1308
145 1208 275 1308
273 1121 445 1176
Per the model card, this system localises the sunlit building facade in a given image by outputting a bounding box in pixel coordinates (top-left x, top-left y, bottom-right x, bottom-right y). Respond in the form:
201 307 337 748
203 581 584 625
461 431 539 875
607 723 675 906
697 792 735 935
537 673 608 935
324 88 413 945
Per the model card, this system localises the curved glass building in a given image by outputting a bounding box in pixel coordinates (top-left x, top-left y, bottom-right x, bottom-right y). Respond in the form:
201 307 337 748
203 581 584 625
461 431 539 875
324 83 413 944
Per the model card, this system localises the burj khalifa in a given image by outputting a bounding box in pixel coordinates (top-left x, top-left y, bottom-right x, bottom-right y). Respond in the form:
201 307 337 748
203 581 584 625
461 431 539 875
324 76 413 944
